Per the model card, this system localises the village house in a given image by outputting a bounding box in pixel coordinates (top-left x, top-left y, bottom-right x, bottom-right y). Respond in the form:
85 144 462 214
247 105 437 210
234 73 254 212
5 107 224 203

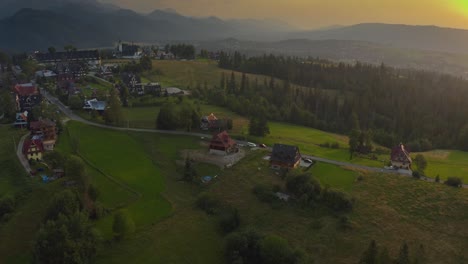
83 98 107 112
14 83 42 111
270 144 302 169
391 143 412 170
201 113 223 131
116 43 142 59
35 50 101 66
22 139 44 161
209 131 238 155
55 62 87 79
29 119 57 151
13 111 28 127
121 72 142 94
136 82 162 96
35 70 57 79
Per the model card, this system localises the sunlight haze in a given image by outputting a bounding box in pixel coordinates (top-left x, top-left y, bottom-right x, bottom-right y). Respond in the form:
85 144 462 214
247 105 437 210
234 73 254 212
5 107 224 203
101 0 468 29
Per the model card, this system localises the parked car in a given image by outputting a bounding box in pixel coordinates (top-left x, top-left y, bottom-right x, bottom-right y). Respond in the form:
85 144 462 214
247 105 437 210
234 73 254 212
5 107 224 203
247 142 257 147
259 144 267 148
302 158 313 163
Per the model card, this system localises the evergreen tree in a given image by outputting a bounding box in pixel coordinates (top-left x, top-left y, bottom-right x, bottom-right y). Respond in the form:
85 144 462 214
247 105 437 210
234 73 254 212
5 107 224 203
397 242 410 264
104 88 124 125
228 71 236 94
359 240 378 264
112 211 135 240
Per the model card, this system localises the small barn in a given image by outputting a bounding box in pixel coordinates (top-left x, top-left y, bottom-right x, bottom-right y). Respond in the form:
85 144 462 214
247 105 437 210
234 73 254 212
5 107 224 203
209 131 237 155
270 144 301 169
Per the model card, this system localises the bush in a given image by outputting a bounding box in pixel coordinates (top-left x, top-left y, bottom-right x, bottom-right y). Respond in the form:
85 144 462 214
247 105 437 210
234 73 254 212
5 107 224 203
68 95 83 110
226 230 263 264
196 193 220 215
445 177 463 188
0 195 15 219
322 188 353 212
219 207 241 234
412 171 421 179
253 185 277 203
331 142 340 149
112 210 135 240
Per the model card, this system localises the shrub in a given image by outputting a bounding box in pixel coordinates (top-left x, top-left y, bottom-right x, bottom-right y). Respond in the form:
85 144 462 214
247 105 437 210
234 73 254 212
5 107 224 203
112 210 135 240
435 175 440 183
253 185 277 203
412 171 421 179
0 195 15 219
322 188 353 212
331 142 340 149
445 177 463 188
219 207 241 234
196 193 220 215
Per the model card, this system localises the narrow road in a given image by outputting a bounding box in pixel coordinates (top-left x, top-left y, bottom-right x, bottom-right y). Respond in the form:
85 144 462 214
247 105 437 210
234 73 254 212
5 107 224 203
42 89 209 138
41 89 468 188
16 132 31 174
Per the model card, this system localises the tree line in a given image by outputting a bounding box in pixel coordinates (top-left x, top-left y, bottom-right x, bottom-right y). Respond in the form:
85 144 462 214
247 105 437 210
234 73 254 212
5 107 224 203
215 52 468 151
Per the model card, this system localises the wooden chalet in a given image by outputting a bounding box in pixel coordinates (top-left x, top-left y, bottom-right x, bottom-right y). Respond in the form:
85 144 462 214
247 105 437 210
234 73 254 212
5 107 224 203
391 143 412 170
209 131 237 155
270 144 301 169
23 139 44 161
14 83 42 112
30 119 57 151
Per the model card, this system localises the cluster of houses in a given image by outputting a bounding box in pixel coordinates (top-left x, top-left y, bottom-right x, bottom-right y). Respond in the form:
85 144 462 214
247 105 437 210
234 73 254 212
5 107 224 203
206 129 412 172
23 119 58 161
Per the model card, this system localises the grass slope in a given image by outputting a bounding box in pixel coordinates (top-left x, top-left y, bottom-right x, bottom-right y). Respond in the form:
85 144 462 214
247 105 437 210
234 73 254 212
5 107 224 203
0 125 53 264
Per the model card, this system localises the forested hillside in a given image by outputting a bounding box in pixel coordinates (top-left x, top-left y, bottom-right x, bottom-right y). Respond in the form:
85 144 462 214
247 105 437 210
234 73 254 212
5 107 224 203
205 53 468 151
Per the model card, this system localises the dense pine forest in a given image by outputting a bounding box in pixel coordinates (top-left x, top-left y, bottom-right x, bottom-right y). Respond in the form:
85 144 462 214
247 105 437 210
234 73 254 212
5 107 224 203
194 52 468 151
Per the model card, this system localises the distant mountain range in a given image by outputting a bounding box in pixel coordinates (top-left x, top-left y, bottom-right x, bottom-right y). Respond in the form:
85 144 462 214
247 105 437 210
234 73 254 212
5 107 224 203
288 23 468 54
0 0 295 51
1 0 468 77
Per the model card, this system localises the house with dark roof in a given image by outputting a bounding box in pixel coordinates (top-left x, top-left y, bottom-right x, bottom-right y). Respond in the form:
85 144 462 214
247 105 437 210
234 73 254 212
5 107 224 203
117 43 142 59
13 83 42 111
35 50 101 66
391 143 412 170
209 131 237 155
55 62 87 79
270 144 301 169
23 139 44 161
121 72 142 94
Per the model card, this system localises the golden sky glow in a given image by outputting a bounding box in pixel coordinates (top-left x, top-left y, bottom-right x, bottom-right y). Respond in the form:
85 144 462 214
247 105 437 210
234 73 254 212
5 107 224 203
103 0 468 29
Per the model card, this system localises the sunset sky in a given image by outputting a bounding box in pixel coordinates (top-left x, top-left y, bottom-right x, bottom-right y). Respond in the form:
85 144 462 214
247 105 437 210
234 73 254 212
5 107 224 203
101 0 468 29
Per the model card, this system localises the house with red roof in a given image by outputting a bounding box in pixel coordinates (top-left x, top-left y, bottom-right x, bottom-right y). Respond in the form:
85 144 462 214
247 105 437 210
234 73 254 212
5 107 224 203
23 139 44 161
13 83 42 111
30 119 57 151
209 131 237 155
391 143 412 170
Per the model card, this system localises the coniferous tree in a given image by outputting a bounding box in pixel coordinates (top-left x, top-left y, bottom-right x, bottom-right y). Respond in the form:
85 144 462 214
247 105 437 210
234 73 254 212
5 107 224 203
359 240 378 264
397 242 410 264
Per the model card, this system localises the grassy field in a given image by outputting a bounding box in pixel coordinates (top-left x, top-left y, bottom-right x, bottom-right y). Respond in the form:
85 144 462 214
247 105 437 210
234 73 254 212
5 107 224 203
4 122 466 263
415 150 468 182
68 124 468 263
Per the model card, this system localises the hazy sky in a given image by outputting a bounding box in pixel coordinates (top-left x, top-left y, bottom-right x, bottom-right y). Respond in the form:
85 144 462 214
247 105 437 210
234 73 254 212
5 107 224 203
101 0 468 29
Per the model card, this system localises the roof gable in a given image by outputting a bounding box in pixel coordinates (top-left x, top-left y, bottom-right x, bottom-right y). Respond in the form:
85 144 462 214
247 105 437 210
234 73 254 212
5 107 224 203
271 144 301 164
